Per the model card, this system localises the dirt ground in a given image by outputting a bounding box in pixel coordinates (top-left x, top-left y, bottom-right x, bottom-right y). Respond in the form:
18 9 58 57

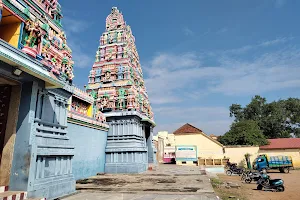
216 170 300 200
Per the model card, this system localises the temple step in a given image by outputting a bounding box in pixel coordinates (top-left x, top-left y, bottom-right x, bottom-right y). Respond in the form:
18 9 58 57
0 186 8 193
0 191 27 200
0 188 45 200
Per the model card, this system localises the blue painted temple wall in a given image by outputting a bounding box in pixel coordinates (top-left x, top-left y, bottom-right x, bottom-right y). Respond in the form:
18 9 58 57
68 123 108 180
8 74 76 199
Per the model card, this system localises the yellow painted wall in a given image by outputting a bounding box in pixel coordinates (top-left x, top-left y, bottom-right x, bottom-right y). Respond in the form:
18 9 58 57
175 133 224 159
0 22 21 48
68 97 72 111
259 149 300 168
87 105 93 117
224 146 259 166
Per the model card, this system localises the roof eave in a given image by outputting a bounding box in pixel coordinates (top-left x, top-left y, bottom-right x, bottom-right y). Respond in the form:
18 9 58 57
0 40 64 89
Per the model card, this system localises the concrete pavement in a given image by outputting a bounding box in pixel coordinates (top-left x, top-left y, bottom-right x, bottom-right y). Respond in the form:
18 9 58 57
62 164 218 200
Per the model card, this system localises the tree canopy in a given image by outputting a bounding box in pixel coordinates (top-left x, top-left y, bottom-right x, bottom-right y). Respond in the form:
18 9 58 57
218 120 268 146
228 95 300 139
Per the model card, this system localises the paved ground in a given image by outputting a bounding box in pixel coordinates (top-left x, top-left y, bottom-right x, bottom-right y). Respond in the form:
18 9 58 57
63 164 218 200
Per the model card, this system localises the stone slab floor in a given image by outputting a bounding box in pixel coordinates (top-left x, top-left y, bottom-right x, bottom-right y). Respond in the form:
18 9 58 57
62 164 218 200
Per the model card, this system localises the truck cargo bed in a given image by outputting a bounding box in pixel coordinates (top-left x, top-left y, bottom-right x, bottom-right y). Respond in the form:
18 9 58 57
268 155 293 168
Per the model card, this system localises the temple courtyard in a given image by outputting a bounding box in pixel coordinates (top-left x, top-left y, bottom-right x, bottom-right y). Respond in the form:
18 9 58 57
63 164 218 200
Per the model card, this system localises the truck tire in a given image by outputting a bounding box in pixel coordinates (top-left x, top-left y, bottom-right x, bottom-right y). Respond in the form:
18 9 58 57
279 168 284 173
283 167 289 173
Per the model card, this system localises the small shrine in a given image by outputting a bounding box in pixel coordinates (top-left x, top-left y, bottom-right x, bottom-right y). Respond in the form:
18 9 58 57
86 7 156 173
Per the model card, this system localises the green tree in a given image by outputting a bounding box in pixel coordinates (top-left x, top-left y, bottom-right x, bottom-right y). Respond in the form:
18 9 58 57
229 96 300 138
218 120 268 145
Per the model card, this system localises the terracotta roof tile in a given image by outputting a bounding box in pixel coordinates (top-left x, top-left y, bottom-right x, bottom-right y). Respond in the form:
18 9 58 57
260 138 300 149
173 123 202 135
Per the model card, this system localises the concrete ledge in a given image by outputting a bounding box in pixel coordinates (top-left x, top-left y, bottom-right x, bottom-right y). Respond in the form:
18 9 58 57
105 163 148 173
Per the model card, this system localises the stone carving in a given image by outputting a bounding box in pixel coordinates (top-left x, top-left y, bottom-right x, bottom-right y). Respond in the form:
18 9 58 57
104 70 111 81
22 19 43 57
117 88 126 109
20 8 74 83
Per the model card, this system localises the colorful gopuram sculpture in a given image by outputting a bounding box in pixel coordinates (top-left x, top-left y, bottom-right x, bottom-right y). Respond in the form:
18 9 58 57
18 0 74 84
86 7 156 173
87 7 153 119
0 0 106 199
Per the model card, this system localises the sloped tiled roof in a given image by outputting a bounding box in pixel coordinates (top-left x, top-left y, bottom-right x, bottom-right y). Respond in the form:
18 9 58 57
173 123 203 135
260 138 300 150
173 123 223 147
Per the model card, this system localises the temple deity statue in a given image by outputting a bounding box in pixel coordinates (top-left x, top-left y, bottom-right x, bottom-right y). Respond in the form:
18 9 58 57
24 19 42 49
95 50 100 62
117 31 122 42
104 33 108 44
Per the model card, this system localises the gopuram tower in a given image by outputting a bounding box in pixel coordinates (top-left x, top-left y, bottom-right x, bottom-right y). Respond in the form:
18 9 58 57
86 7 156 173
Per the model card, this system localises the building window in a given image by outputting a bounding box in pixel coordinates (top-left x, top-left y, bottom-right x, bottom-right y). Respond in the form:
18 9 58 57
182 161 186 164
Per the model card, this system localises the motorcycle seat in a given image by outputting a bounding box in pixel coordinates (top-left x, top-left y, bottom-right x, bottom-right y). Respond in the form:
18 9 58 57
269 179 283 185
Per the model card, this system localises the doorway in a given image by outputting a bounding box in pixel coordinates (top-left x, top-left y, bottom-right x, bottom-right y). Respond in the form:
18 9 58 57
0 85 11 165
0 75 21 186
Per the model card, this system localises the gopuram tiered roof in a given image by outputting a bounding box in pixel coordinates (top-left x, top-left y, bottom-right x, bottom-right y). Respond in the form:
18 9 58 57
86 7 154 122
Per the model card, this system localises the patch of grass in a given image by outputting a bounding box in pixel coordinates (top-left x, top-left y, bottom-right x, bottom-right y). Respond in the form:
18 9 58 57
210 177 223 188
210 177 247 200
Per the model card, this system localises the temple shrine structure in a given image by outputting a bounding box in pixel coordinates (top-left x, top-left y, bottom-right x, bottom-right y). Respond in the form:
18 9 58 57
86 7 156 173
0 0 108 199
0 1 155 199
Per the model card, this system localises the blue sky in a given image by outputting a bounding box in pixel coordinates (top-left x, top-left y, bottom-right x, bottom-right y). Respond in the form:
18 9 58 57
60 0 300 135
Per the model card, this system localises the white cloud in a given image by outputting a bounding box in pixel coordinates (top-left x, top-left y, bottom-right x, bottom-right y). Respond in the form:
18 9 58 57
68 40 94 69
216 27 228 34
62 17 94 69
153 106 233 135
209 49 300 95
63 17 91 34
144 52 201 104
226 37 294 54
259 37 293 47
145 38 300 105
183 27 195 36
274 0 286 8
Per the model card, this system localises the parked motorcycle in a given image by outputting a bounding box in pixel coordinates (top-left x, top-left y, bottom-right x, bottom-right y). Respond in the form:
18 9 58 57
226 165 244 176
244 171 261 183
256 173 285 192
225 161 237 169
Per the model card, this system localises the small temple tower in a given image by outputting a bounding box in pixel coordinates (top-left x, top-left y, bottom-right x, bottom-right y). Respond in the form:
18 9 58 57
86 7 156 173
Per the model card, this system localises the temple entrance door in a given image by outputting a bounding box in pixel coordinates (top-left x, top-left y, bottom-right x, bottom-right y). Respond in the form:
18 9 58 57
0 85 11 165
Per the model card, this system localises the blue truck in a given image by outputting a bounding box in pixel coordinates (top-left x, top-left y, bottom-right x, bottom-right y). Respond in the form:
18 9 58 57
253 154 293 173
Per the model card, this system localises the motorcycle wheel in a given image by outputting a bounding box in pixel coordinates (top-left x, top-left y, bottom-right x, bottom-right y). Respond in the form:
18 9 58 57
226 170 232 176
245 178 252 184
241 174 246 181
276 186 285 192
257 184 263 190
